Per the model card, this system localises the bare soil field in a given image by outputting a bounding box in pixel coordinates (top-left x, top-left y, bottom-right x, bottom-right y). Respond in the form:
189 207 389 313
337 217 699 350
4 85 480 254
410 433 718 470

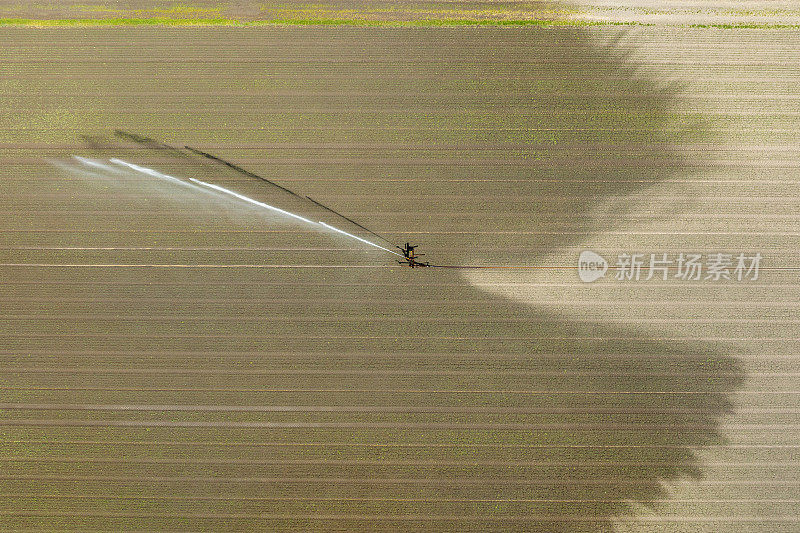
0 10 798 533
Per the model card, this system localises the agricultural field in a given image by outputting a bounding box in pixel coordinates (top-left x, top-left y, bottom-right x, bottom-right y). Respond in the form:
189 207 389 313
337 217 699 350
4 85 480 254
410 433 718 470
0 1 798 531
1 1 800 27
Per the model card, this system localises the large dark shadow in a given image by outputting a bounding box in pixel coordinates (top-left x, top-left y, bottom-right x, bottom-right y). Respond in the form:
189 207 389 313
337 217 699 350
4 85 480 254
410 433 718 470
28 22 743 531
359 268 746 531
295 23 740 531
359 23 742 531
359 24 743 530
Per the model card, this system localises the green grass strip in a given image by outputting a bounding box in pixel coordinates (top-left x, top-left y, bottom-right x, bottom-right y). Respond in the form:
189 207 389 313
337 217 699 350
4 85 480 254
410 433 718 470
0 17 647 28
0 17 796 28
688 23 800 29
0 17 234 27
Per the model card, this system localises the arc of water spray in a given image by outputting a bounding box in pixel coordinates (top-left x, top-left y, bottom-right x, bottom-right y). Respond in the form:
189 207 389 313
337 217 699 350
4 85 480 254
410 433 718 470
94 157 402 257
73 156 122 173
188 178 402 256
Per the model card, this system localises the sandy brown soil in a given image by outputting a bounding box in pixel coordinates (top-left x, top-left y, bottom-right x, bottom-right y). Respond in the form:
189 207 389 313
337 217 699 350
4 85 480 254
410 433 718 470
0 20 798 533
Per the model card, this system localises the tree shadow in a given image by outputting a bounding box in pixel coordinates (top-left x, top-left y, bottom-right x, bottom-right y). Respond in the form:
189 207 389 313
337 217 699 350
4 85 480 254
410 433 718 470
51 21 743 531
319 23 743 530
410 280 745 530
